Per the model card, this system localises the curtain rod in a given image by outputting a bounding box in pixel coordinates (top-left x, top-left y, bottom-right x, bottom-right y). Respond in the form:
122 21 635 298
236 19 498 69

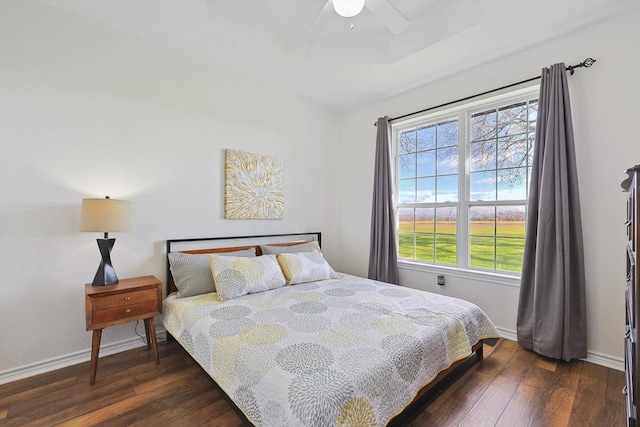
375 58 596 126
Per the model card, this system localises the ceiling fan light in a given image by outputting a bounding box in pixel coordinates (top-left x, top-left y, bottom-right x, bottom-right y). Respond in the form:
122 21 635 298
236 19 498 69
333 0 366 18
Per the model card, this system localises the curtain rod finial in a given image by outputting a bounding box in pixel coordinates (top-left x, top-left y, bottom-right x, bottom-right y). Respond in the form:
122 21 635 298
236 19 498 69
568 57 596 75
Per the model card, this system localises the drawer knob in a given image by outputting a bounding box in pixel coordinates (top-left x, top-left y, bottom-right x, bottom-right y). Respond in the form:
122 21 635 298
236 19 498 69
125 309 131 314
124 296 131 301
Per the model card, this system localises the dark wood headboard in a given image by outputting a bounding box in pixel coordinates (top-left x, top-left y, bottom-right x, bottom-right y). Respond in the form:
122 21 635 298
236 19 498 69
165 232 322 296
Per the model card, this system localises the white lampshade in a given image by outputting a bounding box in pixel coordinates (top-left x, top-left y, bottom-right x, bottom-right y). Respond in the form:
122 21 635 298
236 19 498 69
80 197 132 233
333 0 366 18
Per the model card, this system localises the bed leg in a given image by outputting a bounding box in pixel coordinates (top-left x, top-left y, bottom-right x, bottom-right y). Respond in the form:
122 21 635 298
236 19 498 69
476 343 484 361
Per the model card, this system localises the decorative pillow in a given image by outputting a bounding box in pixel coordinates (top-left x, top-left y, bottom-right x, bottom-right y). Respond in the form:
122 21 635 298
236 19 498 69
169 248 256 298
209 254 286 301
276 250 339 285
260 241 321 255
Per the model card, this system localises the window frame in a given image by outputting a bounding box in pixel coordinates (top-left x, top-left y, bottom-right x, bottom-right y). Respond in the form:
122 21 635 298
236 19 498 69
391 85 539 286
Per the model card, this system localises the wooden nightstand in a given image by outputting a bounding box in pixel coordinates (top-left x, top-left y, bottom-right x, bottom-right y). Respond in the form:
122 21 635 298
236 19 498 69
85 275 162 384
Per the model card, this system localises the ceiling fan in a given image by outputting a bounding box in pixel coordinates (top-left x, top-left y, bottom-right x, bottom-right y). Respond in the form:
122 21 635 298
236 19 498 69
304 0 410 42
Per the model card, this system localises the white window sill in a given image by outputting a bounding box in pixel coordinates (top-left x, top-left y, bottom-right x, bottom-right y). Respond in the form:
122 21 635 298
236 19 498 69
398 260 521 287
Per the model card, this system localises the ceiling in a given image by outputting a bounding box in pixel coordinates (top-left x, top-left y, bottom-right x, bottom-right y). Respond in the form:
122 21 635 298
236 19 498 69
39 0 639 112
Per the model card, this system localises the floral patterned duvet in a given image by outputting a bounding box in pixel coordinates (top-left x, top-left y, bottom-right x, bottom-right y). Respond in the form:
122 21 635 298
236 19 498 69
162 274 500 427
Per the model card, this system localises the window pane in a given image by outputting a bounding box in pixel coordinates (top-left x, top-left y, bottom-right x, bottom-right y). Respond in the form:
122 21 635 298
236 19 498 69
497 135 527 169
470 170 496 201
470 141 496 172
528 101 538 122
470 236 495 269
437 120 458 148
496 206 526 237
417 151 436 177
399 129 416 154
437 147 458 174
471 110 496 142
469 206 495 236
496 237 525 271
497 167 527 201
437 175 458 202
497 102 527 138
435 234 456 264
417 125 436 151
398 232 415 258
399 153 416 179
416 178 435 202
415 233 435 261
528 133 535 166
435 207 457 234
416 208 434 233
398 208 415 232
399 179 416 203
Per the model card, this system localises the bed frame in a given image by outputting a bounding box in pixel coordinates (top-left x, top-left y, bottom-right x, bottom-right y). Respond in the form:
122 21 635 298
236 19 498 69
164 232 485 426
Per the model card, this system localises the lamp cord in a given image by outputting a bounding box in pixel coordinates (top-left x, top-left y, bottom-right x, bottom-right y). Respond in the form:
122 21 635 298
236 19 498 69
134 320 148 345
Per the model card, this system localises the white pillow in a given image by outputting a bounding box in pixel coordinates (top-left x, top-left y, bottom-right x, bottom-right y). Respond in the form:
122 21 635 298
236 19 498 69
260 241 320 255
276 251 339 285
209 254 286 301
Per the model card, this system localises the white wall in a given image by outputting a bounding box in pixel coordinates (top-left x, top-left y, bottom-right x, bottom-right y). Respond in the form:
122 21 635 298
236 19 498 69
0 1 342 381
341 10 640 367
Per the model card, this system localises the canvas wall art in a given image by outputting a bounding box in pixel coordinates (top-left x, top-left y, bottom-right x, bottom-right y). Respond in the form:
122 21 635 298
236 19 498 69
225 149 284 219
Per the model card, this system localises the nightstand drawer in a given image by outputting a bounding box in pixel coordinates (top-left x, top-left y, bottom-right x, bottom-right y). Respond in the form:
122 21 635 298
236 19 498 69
91 289 157 310
93 300 159 324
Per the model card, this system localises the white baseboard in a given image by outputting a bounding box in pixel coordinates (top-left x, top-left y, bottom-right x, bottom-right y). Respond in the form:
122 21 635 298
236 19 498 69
0 329 167 386
495 327 624 372
584 349 625 371
497 326 517 342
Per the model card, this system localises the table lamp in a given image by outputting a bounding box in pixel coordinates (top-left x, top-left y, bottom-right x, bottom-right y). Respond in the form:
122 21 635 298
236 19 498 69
80 196 132 286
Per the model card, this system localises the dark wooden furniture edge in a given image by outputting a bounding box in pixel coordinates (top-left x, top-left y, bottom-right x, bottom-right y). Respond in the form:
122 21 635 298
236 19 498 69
622 166 639 427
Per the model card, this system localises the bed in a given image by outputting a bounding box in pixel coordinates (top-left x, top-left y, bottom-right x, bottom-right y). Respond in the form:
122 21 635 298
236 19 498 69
163 232 500 427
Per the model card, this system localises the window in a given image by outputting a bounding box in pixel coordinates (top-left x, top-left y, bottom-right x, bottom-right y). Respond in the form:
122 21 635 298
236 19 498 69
394 89 538 275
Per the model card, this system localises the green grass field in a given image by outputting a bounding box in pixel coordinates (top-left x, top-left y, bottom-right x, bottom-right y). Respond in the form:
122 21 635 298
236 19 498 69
399 221 525 271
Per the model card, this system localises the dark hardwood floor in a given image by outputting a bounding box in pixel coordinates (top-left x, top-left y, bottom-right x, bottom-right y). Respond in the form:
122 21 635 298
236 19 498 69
0 338 625 426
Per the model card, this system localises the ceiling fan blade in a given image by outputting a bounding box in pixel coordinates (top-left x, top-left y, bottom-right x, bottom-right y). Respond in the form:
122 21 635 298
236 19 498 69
304 0 335 42
365 0 409 35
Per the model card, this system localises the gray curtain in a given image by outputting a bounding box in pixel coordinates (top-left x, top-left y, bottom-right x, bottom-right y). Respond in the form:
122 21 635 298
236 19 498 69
517 63 587 361
368 116 400 284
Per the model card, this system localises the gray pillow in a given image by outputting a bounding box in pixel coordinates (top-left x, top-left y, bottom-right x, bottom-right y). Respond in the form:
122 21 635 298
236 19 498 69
260 241 321 255
169 248 256 298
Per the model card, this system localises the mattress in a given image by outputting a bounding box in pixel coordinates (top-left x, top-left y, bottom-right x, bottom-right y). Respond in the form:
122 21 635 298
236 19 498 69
163 273 500 427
